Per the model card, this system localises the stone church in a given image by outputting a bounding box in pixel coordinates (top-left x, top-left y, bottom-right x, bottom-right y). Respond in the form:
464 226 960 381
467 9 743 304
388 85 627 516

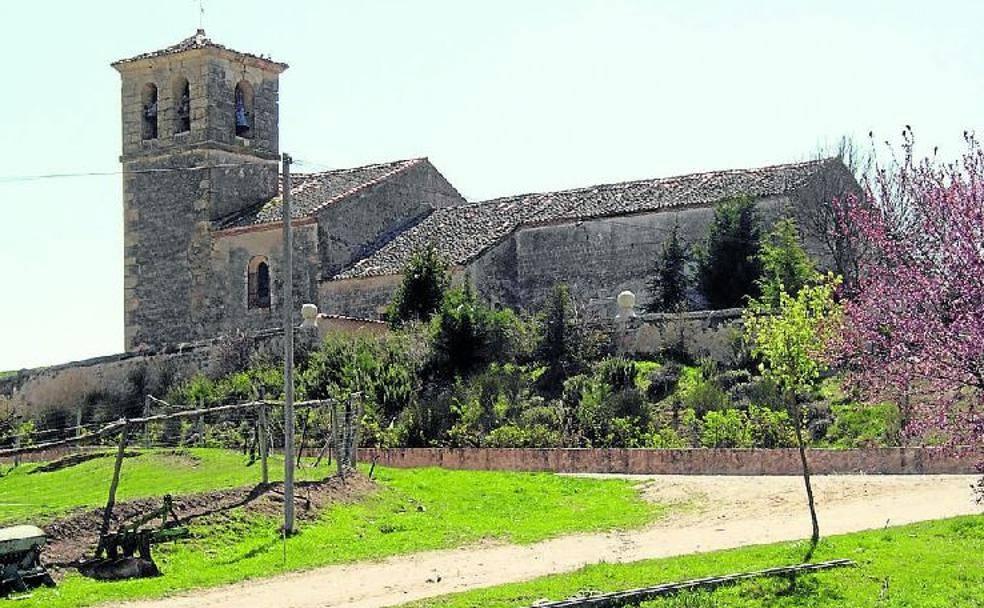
114 31 854 351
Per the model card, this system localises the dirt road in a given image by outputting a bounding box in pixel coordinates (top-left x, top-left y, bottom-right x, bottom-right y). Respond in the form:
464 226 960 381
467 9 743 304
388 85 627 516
121 474 981 608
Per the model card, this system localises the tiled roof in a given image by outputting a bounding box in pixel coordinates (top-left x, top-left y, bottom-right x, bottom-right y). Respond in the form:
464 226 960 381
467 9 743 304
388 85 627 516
333 158 835 280
215 158 425 230
112 29 287 69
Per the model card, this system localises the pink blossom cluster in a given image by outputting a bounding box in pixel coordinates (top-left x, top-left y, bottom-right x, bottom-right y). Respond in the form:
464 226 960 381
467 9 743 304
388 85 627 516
833 131 983 454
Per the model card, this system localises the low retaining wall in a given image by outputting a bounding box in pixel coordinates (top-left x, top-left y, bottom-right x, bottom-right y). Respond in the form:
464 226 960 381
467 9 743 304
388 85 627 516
358 447 977 475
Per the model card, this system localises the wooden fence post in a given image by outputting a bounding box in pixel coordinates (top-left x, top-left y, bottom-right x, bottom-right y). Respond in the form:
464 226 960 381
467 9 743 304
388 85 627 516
100 422 132 540
258 404 269 485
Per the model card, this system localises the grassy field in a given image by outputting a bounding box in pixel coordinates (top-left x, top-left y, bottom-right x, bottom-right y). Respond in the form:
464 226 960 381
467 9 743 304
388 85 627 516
0 449 338 524
402 515 984 608
4 451 661 607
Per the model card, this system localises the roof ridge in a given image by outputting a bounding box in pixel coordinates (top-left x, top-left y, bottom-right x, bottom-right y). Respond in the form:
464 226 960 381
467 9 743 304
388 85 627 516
303 158 425 216
472 158 829 205
292 157 426 180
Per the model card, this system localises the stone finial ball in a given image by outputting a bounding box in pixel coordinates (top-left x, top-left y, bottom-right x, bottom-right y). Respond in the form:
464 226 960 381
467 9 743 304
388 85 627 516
617 290 636 310
301 303 318 320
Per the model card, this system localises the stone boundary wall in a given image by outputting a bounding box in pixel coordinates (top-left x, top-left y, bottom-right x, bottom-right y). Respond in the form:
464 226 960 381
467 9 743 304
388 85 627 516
0 327 320 416
614 308 743 363
358 447 978 475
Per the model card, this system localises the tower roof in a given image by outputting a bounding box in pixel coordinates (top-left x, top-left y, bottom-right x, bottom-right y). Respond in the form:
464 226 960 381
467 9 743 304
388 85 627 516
111 29 288 71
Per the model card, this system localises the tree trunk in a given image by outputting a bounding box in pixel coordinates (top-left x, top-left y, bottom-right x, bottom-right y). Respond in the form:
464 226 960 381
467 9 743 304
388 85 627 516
793 401 820 552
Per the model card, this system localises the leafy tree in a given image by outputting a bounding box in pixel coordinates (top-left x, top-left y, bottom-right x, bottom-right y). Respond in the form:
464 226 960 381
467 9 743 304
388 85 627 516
743 273 842 551
645 223 691 312
698 196 763 308
835 131 984 475
757 217 815 309
387 243 450 326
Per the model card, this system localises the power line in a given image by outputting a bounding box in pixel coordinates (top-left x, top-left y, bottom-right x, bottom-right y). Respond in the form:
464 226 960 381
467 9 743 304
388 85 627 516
0 161 279 185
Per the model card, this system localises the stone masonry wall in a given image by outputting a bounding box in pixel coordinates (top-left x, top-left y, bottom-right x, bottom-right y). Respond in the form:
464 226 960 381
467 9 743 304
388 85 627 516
210 223 320 336
615 309 744 364
320 274 402 321
481 196 796 322
359 447 977 475
1 328 318 420
316 161 466 279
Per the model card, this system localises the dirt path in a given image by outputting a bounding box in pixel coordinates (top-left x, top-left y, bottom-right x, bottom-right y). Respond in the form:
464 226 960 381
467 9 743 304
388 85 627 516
121 475 981 608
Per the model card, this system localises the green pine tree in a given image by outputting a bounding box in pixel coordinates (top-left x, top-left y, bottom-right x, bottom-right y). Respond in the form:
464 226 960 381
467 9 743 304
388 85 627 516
645 223 691 312
698 196 763 308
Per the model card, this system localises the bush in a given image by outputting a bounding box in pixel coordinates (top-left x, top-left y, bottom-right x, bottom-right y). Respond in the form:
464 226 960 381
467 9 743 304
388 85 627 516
596 357 638 393
427 286 528 377
700 409 753 448
645 363 682 402
823 402 899 448
387 243 450 326
747 404 796 448
677 367 731 416
645 223 691 312
644 426 688 448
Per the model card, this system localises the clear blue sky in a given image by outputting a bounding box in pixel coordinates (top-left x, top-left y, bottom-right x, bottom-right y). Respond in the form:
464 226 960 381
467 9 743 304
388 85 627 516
1 0 981 370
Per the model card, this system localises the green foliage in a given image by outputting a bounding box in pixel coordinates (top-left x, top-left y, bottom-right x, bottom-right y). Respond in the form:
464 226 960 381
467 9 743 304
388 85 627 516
746 404 796 448
757 217 815 309
700 409 753 448
645 223 691 312
403 516 984 608
595 357 638 392
676 365 731 416
697 195 763 309
743 274 842 402
822 402 899 448
387 243 450 326
15 465 661 608
429 285 528 377
534 284 599 395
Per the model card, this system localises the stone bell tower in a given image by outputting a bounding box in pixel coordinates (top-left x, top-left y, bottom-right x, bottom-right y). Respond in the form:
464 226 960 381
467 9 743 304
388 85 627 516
112 30 287 350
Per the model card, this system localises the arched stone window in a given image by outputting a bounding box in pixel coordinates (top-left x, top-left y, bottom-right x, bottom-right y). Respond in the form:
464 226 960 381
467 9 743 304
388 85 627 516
248 256 271 309
173 76 191 134
234 80 254 138
141 83 158 140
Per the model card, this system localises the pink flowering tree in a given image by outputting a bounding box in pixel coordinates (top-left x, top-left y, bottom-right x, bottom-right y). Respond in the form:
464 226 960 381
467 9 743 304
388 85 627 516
834 130 983 479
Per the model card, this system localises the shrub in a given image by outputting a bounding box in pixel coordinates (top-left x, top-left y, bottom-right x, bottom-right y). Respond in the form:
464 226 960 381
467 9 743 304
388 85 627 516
645 363 682 402
823 402 899 448
747 404 796 448
700 409 753 448
387 243 450 326
677 367 731 416
596 357 638 393
644 426 688 448
429 286 526 377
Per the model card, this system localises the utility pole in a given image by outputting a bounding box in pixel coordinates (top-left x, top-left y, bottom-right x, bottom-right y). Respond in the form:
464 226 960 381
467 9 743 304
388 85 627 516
281 152 296 535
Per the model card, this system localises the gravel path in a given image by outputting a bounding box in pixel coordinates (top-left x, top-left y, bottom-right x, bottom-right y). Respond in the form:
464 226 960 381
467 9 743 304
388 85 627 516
119 474 981 608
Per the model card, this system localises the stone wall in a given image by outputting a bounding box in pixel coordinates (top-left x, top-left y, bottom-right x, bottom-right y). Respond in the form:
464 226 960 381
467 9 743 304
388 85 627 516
210 223 320 337
316 160 466 279
0 328 319 420
359 447 977 475
320 274 402 321
472 196 796 321
615 309 743 363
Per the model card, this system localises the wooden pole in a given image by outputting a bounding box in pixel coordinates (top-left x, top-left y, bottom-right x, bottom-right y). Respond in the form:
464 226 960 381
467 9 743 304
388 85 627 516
259 403 269 485
282 152 296 534
100 422 131 540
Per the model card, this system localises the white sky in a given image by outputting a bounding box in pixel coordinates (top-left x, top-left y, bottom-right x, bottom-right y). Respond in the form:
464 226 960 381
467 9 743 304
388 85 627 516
1 0 981 370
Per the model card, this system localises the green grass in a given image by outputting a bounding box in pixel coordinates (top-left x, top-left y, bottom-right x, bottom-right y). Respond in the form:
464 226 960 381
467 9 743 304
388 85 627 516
400 515 984 608
6 454 660 608
0 449 334 524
